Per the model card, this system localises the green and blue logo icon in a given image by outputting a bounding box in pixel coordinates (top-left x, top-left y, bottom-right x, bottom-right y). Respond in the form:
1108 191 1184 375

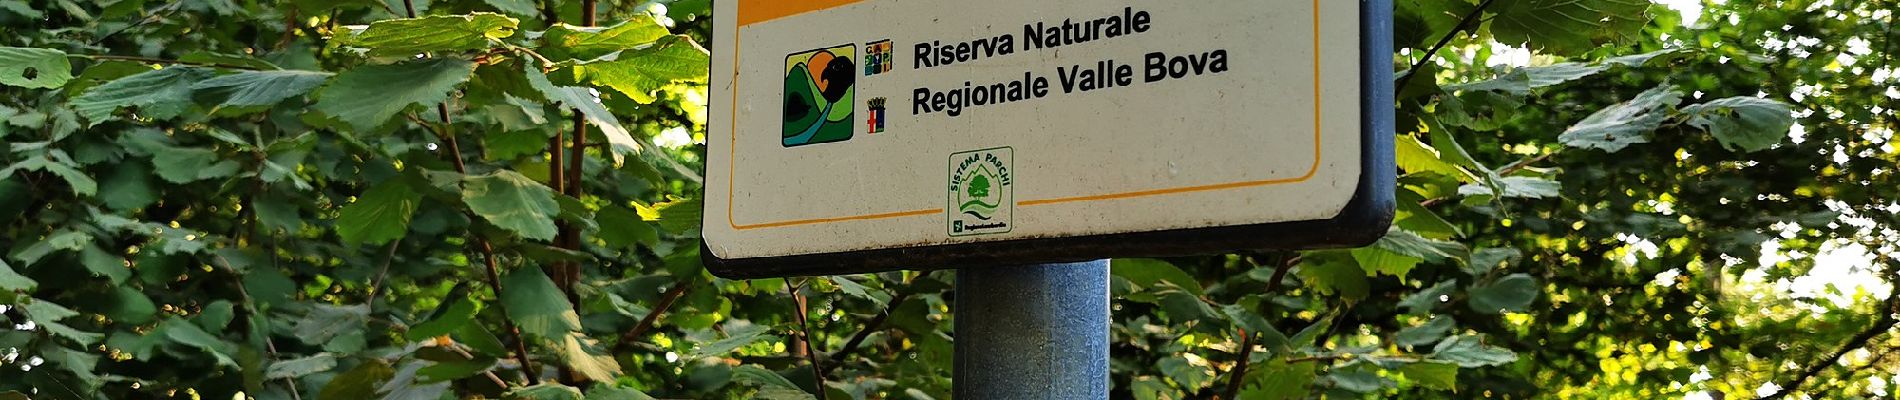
949 147 1013 236
783 44 857 147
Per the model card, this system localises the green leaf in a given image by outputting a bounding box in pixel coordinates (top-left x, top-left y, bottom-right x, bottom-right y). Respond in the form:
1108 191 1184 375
1431 335 1519 367
417 359 496 383
1370 227 1467 264
485 129 552 161
10 229 89 266
35 342 103 390
509 384 584 400
315 59 477 131
1469 274 1539 314
1680 96 1795 153
1297 254 1368 300
179 51 283 70
254 196 303 235
98 163 157 210
0 259 34 291
149 146 241 184
1157 356 1215 391
0 0 42 19
463 170 561 241
161 318 238 367
596 205 660 249
0 47 73 88
0 155 97 197
733 365 813 399
1490 0 1651 53
70 66 210 124
553 333 623 382
1329 370 1387 393
79 244 129 284
1395 134 1474 181
526 66 638 163
540 17 671 60
100 286 157 325
1398 361 1458 390
654 197 702 234
406 297 480 341
501 267 581 338
293 304 369 346
335 179 421 245
1223 304 1292 353
1446 63 1608 94
267 354 338 379
192 70 333 109
1397 280 1456 315
1396 200 1462 239
22 299 102 345
340 13 520 57
321 359 395 400
684 323 774 360
1160 290 1219 324
1112 258 1206 296
1237 360 1316 400
482 0 537 16
555 35 709 104
454 323 510 358
1559 86 1681 152
1395 315 1456 348
586 385 658 400
1351 247 1423 279
1458 176 1561 199
1467 247 1522 276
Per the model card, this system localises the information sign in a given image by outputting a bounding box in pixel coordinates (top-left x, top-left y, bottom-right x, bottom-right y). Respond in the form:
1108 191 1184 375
704 0 1395 277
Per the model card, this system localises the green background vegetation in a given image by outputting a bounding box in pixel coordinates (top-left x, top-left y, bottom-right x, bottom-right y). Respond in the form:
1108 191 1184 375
0 0 1894 399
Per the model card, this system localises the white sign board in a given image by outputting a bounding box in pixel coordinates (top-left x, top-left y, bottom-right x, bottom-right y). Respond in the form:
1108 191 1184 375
704 0 1394 277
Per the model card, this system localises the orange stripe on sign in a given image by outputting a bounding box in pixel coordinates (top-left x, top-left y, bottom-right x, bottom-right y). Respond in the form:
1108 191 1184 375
738 0 867 26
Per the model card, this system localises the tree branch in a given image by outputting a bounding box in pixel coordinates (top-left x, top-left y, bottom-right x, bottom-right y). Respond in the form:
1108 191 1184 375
1763 261 1900 400
407 55 541 384
73 54 266 71
1220 330 1256 400
822 272 936 374
1394 0 1498 91
786 280 830 400
613 280 693 354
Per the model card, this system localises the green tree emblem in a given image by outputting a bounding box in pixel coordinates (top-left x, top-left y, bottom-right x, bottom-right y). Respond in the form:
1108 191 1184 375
967 173 991 199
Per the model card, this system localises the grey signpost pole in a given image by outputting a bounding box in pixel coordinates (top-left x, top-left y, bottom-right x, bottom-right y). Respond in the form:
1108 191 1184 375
953 260 1112 399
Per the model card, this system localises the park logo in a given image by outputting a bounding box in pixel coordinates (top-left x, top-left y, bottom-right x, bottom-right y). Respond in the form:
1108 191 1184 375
783 44 857 147
866 97 887 134
864 40 894 76
948 147 1013 237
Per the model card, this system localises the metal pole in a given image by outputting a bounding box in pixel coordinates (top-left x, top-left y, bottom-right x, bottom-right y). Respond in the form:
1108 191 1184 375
954 260 1111 399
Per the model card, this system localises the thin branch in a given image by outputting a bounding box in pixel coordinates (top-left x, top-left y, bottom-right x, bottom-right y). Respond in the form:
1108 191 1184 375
1497 152 1557 176
823 272 936 373
1419 152 1559 208
90 1 184 45
478 240 542 385
1220 329 1255 400
786 280 830 400
1394 0 1499 91
72 54 266 71
410 76 542 385
1763 257 1900 400
614 280 693 354
221 256 304 400
365 240 402 305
